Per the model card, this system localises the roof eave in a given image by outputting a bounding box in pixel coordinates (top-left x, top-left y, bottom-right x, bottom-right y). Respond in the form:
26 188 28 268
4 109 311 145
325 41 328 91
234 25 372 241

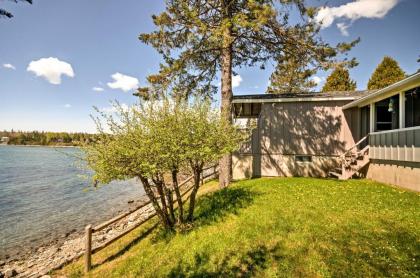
232 96 356 104
343 72 420 110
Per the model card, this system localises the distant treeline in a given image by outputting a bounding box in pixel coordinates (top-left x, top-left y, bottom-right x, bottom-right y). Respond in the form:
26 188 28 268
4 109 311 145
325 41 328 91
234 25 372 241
0 130 96 146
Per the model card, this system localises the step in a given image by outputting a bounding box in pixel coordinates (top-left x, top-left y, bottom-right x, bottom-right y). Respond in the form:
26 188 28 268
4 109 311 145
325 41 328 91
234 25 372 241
343 161 357 167
329 171 342 178
355 161 370 169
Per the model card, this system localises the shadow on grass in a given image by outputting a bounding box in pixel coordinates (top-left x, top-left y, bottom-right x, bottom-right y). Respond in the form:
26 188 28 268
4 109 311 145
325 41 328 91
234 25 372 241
89 186 256 271
92 223 159 268
151 186 256 242
316 219 420 277
167 244 281 278
193 186 256 227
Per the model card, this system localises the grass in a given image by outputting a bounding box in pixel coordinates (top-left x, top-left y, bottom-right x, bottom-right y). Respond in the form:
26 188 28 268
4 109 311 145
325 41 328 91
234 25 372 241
56 178 420 277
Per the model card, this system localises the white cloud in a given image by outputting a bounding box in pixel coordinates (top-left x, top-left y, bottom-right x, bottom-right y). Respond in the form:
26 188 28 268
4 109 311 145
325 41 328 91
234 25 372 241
92 86 104 92
336 23 350 36
101 103 129 114
64 104 72 108
27 57 74 85
315 0 399 34
311 76 325 85
232 75 242 88
3 63 16 70
216 74 243 88
107 72 139 92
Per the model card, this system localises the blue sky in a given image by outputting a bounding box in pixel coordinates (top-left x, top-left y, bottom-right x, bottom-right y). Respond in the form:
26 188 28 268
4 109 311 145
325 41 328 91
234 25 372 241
0 0 419 132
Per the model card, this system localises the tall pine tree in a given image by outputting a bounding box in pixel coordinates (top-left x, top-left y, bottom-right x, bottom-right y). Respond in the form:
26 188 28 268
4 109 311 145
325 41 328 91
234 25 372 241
267 55 317 94
367 56 405 90
139 0 358 187
0 0 32 19
322 67 356 92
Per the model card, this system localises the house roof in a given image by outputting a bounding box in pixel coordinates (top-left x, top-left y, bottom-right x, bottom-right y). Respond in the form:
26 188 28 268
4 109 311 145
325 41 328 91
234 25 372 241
343 72 420 109
232 90 372 104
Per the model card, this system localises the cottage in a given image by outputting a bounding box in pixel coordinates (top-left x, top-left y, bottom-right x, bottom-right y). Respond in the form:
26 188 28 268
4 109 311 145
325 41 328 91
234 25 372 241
232 72 420 191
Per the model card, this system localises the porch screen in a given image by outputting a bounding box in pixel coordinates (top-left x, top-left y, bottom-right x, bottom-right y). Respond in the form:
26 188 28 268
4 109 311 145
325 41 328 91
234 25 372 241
405 87 420 127
375 96 399 131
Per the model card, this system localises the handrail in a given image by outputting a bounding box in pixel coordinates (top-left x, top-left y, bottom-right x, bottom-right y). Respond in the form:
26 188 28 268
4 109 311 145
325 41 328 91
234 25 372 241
340 135 369 158
370 125 420 135
358 145 370 155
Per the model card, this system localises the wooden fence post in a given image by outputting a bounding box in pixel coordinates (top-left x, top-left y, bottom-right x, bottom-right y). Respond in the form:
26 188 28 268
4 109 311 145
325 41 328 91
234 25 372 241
85 225 92 273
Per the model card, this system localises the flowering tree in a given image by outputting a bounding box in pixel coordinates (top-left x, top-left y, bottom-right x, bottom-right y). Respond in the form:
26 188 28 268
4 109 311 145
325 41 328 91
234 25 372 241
84 98 244 229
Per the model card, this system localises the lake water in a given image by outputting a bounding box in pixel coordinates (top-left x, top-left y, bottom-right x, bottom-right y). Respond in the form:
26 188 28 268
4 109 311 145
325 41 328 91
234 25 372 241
0 146 145 259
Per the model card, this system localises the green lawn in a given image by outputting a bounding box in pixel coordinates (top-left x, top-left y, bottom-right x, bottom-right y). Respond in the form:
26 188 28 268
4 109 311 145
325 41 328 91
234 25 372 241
58 178 420 277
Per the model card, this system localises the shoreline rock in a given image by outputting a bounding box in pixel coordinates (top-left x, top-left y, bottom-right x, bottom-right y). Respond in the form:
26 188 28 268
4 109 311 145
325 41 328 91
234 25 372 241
0 197 154 278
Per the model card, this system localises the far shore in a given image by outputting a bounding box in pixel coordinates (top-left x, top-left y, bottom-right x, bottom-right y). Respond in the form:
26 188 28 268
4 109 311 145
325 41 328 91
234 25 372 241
0 144 79 148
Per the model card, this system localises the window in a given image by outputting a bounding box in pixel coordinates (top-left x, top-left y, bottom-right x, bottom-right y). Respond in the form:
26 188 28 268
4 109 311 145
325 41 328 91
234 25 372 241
375 96 399 131
360 105 370 137
295 155 312 163
233 103 262 118
405 87 420 128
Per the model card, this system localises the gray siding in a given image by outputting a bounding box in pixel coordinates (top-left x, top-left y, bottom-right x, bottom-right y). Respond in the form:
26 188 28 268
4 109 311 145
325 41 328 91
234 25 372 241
233 100 359 178
254 101 357 156
369 126 420 162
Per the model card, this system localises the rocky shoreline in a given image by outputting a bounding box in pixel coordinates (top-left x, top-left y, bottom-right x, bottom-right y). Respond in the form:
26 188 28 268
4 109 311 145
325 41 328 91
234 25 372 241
0 197 155 278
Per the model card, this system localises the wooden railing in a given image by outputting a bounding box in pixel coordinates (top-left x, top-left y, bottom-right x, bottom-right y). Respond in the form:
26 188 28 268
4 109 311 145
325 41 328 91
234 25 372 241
369 126 420 162
340 135 369 178
339 135 369 160
84 166 218 272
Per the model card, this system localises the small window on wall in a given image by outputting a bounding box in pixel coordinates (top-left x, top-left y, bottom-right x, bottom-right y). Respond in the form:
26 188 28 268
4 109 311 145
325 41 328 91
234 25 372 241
233 103 262 118
295 155 312 163
405 87 420 127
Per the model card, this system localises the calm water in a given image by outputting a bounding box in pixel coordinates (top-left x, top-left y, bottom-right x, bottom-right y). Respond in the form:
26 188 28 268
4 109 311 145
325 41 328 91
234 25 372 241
0 146 145 258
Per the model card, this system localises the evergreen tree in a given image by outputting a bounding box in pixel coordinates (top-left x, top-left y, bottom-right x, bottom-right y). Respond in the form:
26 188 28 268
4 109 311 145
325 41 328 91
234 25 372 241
267 55 317 94
139 1 358 187
367 56 405 90
322 67 356 92
0 0 32 19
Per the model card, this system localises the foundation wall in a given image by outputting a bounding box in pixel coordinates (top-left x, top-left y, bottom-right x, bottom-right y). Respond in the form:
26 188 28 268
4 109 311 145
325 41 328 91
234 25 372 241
366 160 420 192
233 153 340 180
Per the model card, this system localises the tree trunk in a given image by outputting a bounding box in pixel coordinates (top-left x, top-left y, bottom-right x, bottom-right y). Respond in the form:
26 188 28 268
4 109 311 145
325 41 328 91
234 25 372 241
219 21 233 189
172 169 184 224
165 186 175 225
187 168 201 222
155 179 173 228
140 177 172 229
